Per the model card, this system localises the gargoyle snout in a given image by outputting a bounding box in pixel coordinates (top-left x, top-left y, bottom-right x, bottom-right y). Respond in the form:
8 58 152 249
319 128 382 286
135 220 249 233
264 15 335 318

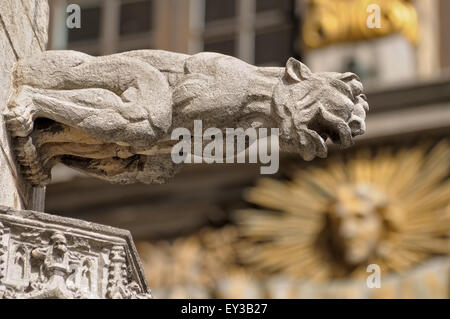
349 94 368 137
348 115 366 137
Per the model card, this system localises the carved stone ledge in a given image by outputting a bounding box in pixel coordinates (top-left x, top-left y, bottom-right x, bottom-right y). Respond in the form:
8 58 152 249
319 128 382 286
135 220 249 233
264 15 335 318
0 205 151 299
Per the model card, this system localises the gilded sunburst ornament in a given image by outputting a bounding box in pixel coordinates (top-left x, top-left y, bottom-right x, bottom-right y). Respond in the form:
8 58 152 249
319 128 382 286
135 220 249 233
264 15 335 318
236 142 450 280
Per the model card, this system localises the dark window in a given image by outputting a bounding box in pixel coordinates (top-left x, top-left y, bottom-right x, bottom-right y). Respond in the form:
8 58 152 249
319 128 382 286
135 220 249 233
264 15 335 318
256 0 293 13
204 38 236 56
120 0 152 36
205 0 236 23
255 28 293 66
68 6 101 43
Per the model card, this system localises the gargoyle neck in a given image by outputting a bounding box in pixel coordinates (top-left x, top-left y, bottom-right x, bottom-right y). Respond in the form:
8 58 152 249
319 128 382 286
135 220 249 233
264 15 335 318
242 67 284 127
252 66 283 99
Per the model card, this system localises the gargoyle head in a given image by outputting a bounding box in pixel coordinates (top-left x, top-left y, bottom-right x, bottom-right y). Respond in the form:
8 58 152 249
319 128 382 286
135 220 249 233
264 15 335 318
273 58 368 160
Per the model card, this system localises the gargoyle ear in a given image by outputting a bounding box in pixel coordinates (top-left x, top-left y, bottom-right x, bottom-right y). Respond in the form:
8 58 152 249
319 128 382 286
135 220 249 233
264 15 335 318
285 57 312 82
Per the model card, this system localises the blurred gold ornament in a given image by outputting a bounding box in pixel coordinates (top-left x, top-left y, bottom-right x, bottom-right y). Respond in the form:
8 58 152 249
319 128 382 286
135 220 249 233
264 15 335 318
135 142 449 298
135 226 244 298
236 141 450 280
303 0 419 49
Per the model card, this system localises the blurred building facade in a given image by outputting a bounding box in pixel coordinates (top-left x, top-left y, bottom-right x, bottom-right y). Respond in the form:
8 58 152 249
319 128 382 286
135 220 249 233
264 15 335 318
45 0 450 298
49 0 300 65
48 0 450 83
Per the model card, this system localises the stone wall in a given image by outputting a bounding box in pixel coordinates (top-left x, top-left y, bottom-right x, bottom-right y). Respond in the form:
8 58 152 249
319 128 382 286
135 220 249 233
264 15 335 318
0 0 48 209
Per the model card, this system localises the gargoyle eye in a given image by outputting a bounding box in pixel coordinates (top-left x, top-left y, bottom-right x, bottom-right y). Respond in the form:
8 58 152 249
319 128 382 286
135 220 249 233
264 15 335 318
283 105 292 117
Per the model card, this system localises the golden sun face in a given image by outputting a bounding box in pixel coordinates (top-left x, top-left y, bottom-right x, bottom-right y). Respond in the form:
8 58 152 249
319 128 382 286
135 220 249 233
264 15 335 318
236 141 450 280
328 184 386 266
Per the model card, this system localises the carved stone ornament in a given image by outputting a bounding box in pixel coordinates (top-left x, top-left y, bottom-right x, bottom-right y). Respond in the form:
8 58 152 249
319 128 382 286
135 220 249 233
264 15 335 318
0 205 151 299
3 50 368 186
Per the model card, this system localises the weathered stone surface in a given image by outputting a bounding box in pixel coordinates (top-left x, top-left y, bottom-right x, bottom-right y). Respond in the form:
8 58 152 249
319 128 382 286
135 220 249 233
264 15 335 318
0 0 48 209
3 50 368 186
0 0 44 58
0 21 23 209
20 0 49 49
0 3 152 299
0 205 151 299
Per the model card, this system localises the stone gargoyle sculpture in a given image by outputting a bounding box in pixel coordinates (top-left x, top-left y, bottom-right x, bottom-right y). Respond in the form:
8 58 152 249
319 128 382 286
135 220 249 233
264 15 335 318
3 50 368 186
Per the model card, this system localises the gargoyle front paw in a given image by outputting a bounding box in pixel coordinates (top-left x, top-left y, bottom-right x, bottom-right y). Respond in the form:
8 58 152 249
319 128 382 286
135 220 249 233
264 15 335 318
4 87 37 137
4 108 35 137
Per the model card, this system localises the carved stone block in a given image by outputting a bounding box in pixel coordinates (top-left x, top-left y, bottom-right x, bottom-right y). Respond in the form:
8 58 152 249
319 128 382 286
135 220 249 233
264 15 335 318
0 205 151 299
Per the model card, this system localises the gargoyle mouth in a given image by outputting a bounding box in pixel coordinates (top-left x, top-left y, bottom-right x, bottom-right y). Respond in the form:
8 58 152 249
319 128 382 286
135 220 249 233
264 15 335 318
317 125 348 147
305 108 354 155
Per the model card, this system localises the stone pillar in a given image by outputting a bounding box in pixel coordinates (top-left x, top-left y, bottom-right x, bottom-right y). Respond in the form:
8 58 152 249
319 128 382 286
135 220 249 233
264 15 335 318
0 0 48 210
